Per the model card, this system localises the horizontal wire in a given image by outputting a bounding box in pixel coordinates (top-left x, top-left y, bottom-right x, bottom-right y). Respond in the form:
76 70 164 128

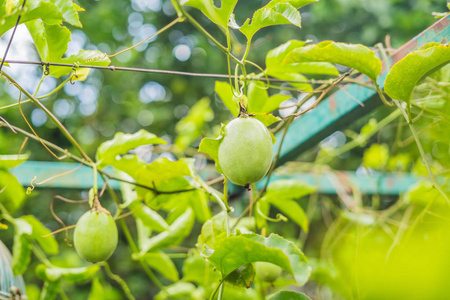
2 59 333 84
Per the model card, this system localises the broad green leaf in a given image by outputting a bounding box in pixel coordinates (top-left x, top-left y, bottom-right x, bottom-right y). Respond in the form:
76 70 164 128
183 252 221 284
0 0 62 37
140 208 195 253
225 263 255 288
261 94 292 114
362 143 389 170
111 154 146 180
248 81 269 113
56 50 111 80
283 41 382 82
252 113 281 127
203 232 311 285
266 40 339 76
39 280 61 300
267 72 313 91
96 130 166 167
266 179 316 200
175 97 214 150
154 282 197 300
385 43 450 103
21 215 58 255
135 158 192 195
88 277 104 300
269 290 312 300
188 189 212 223
180 0 238 29
240 1 302 41
0 170 26 213
215 81 239 117
12 218 32 276
130 201 169 232
264 196 309 232
26 20 71 63
53 0 84 27
146 181 192 211
144 251 180 282
198 126 225 174
196 211 227 250
0 153 29 169
35 264 100 283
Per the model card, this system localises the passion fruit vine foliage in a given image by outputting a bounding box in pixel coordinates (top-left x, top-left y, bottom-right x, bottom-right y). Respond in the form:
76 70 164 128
0 0 449 299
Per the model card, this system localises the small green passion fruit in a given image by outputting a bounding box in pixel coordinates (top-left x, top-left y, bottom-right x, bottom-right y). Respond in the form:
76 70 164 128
74 210 118 263
218 117 273 186
254 261 282 282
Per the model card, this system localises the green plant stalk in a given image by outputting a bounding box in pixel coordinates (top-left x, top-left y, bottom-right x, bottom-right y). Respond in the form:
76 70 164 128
33 74 46 97
395 100 450 204
1 71 91 162
0 77 70 111
100 262 136 300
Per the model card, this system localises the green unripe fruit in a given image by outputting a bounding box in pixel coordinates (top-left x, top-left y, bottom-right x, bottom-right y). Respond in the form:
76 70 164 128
218 117 273 186
74 210 118 263
254 262 282 282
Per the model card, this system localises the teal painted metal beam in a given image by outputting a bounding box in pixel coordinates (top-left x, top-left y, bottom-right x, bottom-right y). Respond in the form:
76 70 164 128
10 161 427 195
10 161 120 190
273 15 450 167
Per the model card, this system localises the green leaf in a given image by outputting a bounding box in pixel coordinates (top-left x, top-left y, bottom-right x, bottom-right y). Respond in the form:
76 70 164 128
268 290 312 300
198 126 225 174
0 153 29 169
261 94 292 114
215 81 240 117
143 251 180 282
405 181 445 206
0 0 63 37
248 81 269 113
196 211 227 250
57 50 111 80
203 232 311 285
12 219 32 276
268 72 313 91
0 170 26 213
111 155 146 180
35 264 100 283
88 277 104 300
21 215 58 255
362 143 389 170
225 263 255 288
180 0 238 29
183 251 221 284
188 189 212 223
130 201 169 232
26 20 71 63
252 113 281 127
155 282 197 300
239 1 302 41
266 179 316 200
140 208 195 253
266 40 339 76
283 41 382 82
135 158 192 196
265 196 309 232
53 0 84 27
39 280 61 300
385 43 450 103
175 97 214 150
96 130 166 168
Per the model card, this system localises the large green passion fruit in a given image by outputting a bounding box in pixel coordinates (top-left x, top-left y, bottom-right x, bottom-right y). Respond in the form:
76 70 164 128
218 117 273 186
74 210 118 263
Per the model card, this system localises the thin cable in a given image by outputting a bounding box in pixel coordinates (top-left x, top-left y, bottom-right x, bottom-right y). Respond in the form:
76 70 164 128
0 0 27 72
3 59 331 84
